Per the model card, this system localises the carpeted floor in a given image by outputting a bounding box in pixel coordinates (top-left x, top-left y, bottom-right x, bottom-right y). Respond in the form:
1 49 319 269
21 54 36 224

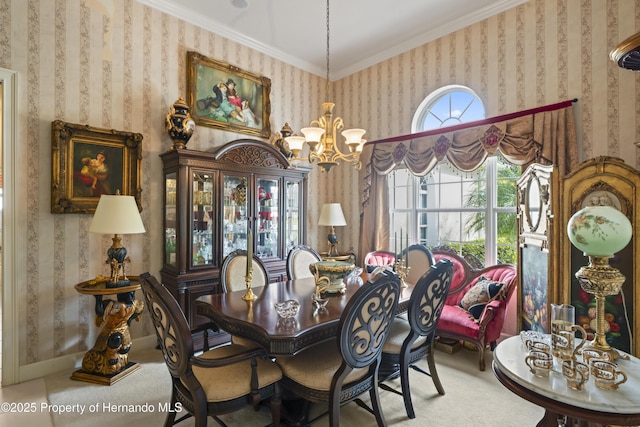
42 344 544 426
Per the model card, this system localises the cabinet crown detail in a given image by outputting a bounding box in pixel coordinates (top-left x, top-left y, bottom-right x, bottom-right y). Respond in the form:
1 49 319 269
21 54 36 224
215 139 291 170
219 146 287 169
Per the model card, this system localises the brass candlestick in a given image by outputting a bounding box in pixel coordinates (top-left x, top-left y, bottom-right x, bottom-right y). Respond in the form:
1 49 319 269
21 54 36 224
394 259 410 288
242 269 256 301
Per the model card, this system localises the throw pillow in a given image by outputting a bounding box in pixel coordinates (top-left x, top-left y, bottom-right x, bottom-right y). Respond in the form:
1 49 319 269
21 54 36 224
459 276 506 321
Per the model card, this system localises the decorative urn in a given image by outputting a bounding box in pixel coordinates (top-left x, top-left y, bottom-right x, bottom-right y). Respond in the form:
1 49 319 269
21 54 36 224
166 97 196 150
309 261 356 295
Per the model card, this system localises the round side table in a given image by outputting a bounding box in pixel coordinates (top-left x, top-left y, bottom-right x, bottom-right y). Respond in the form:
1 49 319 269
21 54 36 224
493 335 640 426
71 276 144 385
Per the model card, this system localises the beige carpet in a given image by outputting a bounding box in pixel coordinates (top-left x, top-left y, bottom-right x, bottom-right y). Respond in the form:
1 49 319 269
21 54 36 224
44 345 544 426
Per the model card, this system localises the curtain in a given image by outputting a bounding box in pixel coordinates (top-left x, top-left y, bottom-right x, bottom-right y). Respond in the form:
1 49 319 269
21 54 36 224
359 100 579 263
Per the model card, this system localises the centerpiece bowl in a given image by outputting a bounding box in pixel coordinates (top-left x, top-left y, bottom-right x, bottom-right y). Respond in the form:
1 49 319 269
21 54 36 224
309 261 356 294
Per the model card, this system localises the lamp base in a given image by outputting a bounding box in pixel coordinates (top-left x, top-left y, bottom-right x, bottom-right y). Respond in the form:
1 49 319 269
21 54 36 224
575 256 628 361
106 235 131 285
581 343 629 361
327 229 339 256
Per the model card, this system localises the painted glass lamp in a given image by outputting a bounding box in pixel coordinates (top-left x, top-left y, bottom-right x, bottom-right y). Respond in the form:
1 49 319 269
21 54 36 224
567 205 632 360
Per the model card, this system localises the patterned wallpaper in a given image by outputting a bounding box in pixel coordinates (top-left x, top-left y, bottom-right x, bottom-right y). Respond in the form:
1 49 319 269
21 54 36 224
3 0 326 367
1 0 639 371
333 0 640 261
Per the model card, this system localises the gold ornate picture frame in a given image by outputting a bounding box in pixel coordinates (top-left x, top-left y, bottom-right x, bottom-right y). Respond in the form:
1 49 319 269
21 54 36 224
186 51 271 138
51 120 143 214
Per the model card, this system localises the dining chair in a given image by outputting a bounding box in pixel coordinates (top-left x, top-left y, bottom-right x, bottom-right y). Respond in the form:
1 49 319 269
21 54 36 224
275 270 401 427
220 249 269 348
378 259 454 419
401 244 435 284
220 249 269 292
363 250 397 273
138 273 282 427
286 244 321 280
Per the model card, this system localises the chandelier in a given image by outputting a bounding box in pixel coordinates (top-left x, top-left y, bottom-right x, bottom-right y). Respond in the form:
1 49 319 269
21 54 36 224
285 0 366 172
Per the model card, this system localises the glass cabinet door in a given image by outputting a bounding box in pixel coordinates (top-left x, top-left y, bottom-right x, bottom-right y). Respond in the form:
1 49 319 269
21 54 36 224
256 177 279 259
192 171 214 266
285 179 301 254
165 172 177 266
223 174 249 258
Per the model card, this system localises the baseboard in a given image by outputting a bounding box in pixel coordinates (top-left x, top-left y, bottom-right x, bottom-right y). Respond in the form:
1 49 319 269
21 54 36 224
18 335 158 384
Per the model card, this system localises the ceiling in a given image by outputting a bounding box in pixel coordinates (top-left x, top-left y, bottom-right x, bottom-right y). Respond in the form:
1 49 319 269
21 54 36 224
139 0 528 80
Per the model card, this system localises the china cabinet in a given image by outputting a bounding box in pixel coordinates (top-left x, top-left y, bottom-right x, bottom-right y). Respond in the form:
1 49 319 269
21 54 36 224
160 139 309 327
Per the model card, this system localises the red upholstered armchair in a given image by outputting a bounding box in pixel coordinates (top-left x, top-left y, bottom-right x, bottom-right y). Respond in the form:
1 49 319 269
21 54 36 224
432 250 517 371
364 250 397 273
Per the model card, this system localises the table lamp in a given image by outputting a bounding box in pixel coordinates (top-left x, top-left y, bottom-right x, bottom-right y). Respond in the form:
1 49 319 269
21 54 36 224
318 203 347 256
89 191 146 288
567 205 632 360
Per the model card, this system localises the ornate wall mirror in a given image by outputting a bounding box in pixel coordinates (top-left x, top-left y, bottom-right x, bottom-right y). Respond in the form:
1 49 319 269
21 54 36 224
525 174 542 232
517 163 558 333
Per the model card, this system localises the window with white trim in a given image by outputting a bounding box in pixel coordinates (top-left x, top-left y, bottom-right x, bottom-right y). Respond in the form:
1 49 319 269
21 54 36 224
389 85 517 265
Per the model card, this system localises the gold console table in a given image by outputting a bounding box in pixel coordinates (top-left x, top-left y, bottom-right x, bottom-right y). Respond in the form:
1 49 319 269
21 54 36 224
72 276 144 385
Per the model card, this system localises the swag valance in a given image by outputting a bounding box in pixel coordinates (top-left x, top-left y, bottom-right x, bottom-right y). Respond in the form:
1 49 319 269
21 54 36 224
358 100 579 263
365 99 578 177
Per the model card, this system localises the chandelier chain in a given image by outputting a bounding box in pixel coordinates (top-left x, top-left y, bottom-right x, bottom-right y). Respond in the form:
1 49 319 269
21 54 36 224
325 0 330 100
280 0 365 173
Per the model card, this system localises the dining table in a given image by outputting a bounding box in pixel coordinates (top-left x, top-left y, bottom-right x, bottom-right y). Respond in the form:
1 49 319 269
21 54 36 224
195 275 413 356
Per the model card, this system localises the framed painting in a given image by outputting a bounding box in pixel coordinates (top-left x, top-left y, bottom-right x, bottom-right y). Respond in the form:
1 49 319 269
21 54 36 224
186 51 271 138
51 120 143 214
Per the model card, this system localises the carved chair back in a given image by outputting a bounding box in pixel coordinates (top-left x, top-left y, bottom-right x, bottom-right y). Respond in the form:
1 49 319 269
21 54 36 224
139 272 193 379
338 270 401 370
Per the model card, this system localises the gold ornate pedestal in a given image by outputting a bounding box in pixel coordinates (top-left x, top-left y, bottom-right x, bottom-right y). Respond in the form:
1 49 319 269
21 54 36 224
72 276 144 385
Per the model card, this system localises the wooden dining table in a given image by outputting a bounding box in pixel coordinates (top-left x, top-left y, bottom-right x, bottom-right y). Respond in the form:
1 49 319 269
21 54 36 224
195 275 413 356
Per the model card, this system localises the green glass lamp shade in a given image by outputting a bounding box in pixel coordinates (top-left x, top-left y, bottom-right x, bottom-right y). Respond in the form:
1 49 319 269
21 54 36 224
567 205 632 256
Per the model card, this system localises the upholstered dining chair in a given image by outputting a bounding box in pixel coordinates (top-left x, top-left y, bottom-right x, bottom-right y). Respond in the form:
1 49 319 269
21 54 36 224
220 249 269 348
286 244 322 280
401 244 435 284
275 270 401 427
363 250 397 273
220 249 269 292
378 259 454 419
138 273 282 427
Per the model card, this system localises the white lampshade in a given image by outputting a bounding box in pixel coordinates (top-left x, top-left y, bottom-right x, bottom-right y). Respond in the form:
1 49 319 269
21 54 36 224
285 135 306 152
318 203 347 227
341 128 366 144
89 194 146 235
567 205 632 257
300 127 325 143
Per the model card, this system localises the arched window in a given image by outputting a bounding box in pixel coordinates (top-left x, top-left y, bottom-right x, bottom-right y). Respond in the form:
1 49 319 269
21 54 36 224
411 85 485 131
389 86 517 265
